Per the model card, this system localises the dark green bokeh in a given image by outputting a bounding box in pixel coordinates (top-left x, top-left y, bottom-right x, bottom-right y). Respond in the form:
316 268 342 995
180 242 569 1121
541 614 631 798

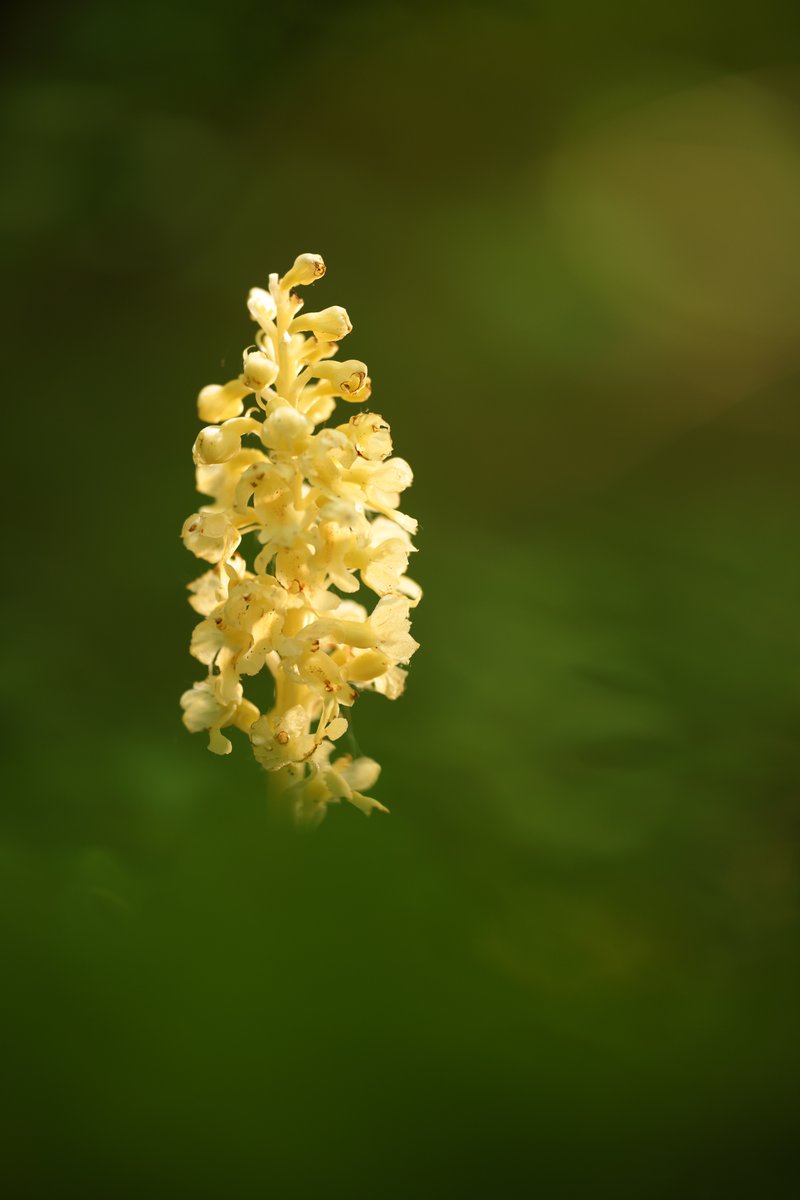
3 1 800 1195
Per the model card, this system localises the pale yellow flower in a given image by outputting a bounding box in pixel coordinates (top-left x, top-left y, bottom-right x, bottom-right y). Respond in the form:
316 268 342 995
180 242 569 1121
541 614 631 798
180 253 420 823
181 511 241 563
179 676 258 755
283 741 386 828
197 379 249 423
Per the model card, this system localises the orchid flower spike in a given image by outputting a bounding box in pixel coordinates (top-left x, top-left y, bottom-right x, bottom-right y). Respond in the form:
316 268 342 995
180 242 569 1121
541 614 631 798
180 253 420 827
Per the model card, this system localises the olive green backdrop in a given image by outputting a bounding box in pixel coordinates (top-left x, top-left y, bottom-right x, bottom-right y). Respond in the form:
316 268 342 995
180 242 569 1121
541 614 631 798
3 1 800 1195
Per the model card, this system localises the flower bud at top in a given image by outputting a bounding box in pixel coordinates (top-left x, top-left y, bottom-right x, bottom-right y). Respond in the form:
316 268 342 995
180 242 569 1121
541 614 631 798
290 306 353 342
247 287 277 329
242 350 279 392
281 253 326 290
197 379 249 423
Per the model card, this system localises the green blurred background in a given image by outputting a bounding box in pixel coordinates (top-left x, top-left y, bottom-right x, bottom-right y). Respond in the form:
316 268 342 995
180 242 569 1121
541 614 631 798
3 0 800 1195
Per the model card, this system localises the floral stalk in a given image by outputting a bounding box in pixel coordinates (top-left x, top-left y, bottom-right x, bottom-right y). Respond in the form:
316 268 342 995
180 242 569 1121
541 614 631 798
180 253 420 826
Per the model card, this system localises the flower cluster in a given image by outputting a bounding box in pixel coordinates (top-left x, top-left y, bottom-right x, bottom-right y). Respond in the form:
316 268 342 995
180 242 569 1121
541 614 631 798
180 253 420 826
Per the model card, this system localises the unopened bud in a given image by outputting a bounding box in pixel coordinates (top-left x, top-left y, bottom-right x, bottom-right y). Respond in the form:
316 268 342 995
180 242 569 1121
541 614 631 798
192 417 260 465
291 306 352 341
242 350 278 392
197 379 249 423
247 287 277 329
193 425 237 465
261 406 312 455
281 253 326 289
